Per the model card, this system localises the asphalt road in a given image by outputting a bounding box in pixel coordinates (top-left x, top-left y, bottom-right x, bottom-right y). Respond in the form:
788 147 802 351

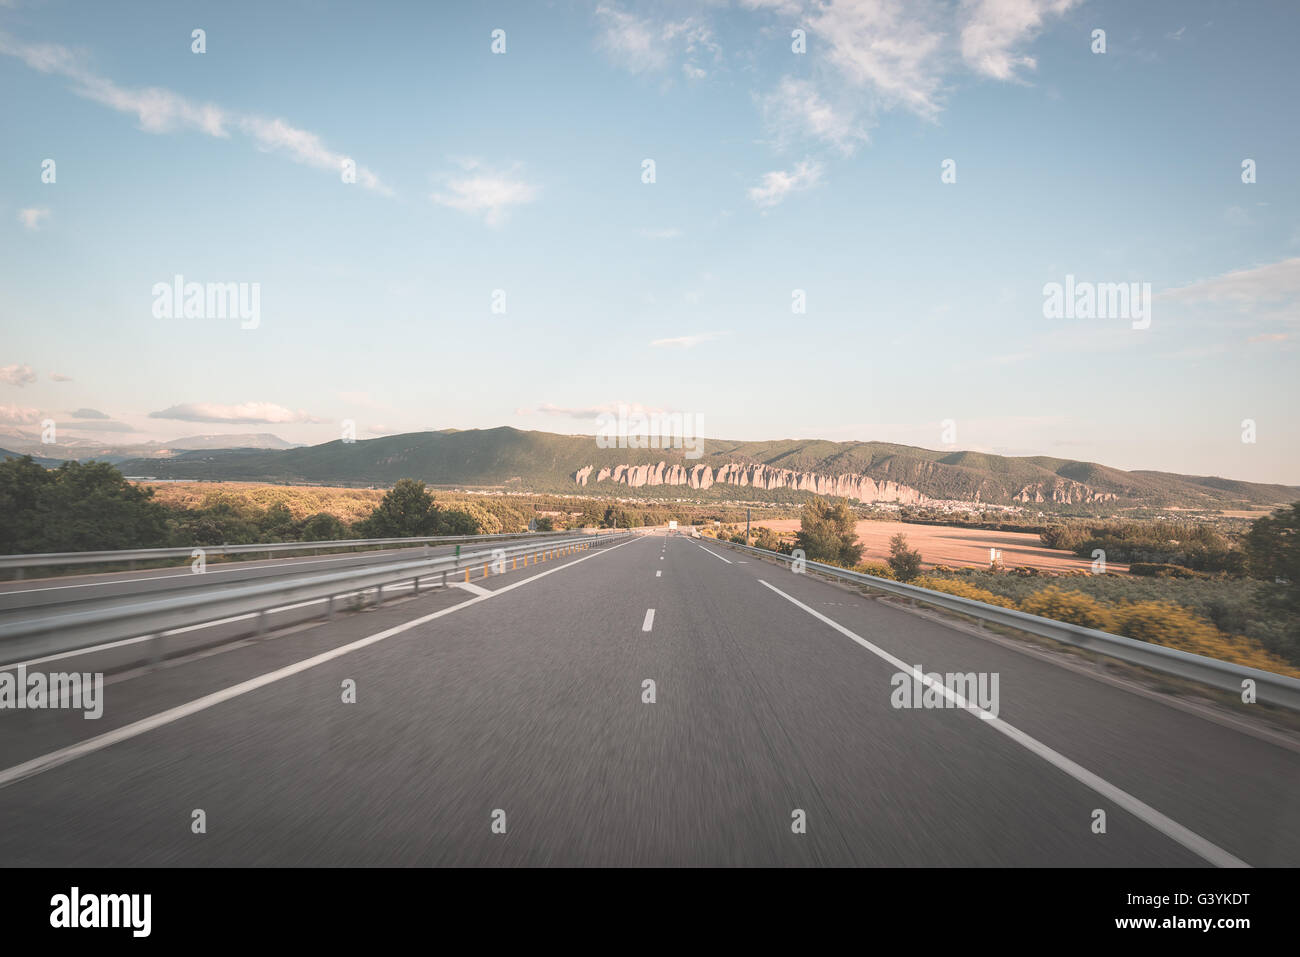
0 531 1296 866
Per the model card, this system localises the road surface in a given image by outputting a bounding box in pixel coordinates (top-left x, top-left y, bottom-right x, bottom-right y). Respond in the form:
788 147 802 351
0 531 1295 866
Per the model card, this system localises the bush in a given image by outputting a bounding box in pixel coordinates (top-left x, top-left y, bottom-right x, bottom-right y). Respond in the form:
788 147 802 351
1019 586 1116 631
914 576 1016 608
1128 563 1205 579
1112 600 1223 652
854 561 896 580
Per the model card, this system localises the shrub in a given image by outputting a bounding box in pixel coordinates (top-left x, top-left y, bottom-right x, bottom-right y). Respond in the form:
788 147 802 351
854 561 896 580
1018 586 1116 631
1128 563 1205 579
914 576 1017 609
887 532 923 582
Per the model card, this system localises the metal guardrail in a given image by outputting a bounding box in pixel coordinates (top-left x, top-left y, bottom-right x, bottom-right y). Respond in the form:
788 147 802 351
0 530 578 576
0 532 630 666
709 538 1300 712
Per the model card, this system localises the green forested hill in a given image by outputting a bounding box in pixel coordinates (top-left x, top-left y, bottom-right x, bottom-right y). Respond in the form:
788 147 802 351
115 427 1299 509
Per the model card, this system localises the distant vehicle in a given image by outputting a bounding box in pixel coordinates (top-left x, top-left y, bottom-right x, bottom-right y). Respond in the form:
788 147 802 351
668 520 678 531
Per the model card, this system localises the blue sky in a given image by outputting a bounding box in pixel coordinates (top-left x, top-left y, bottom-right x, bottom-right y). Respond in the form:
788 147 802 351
1 0 1297 483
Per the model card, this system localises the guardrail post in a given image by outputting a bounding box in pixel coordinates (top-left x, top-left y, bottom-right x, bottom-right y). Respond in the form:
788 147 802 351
376 584 384 606
255 609 266 637
149 633 163 668
326 595 335 620
413 576 419 595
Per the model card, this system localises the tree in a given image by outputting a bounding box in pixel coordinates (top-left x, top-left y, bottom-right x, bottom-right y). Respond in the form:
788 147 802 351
887 532 923 582
1245 503 1300 585
796 498 863 566
300 512 348 542
357 479 438 537
0 456 169 553
259 502 297 541
533 516 555 532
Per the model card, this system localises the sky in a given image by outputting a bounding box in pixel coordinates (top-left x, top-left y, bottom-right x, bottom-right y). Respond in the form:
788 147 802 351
1 0 1297 484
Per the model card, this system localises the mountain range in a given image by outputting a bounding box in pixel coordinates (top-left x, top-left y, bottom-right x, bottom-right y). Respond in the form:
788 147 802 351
95 427 1300 511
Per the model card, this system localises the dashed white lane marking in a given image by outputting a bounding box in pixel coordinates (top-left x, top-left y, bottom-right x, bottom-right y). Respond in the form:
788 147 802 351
656 570 662 577
0 537 639 791
696 544 732 564
642 609 655 632
757 579 1250 869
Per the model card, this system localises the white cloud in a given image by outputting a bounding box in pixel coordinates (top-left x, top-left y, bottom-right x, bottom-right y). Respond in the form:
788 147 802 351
148 402 325 424
740 0 1079 140
48 372 72 382
1159 257 1300 310
0 404 42 426
748 159 823 207
760 77 868 156
594 4 719 76
17 207 50 230
430 162 538 226
651 332 727 348
0 364 37 386
0 33 391 194
960 0 1081 82
807 0 950 119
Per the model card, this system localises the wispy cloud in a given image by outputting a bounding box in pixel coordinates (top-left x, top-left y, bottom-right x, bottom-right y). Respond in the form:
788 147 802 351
1159 257 1300 310
651 332 727 348
0 33 392 194
430 160 538 226
960 0 1082 82
0 404 42 426
148 402 325 424
759 77 868 156
17 207 50 230
594 4 719 76
1 364 37 386
742 0 1079 137
68 407 109 419
48 372 72 382
748 159 822 208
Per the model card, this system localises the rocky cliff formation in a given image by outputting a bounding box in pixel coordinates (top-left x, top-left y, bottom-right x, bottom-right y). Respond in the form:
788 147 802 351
574 462 926 504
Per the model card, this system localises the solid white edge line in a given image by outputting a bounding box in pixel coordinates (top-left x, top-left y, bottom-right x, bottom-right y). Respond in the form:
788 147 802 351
695 544 732 564
756 578 1250 869
0 537 638 791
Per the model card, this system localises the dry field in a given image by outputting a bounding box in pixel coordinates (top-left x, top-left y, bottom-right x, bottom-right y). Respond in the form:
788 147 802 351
752 519 1126 573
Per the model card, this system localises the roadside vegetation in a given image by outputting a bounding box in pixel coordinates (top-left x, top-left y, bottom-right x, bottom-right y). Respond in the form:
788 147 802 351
704 495 1300 675
5 459 1295 675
